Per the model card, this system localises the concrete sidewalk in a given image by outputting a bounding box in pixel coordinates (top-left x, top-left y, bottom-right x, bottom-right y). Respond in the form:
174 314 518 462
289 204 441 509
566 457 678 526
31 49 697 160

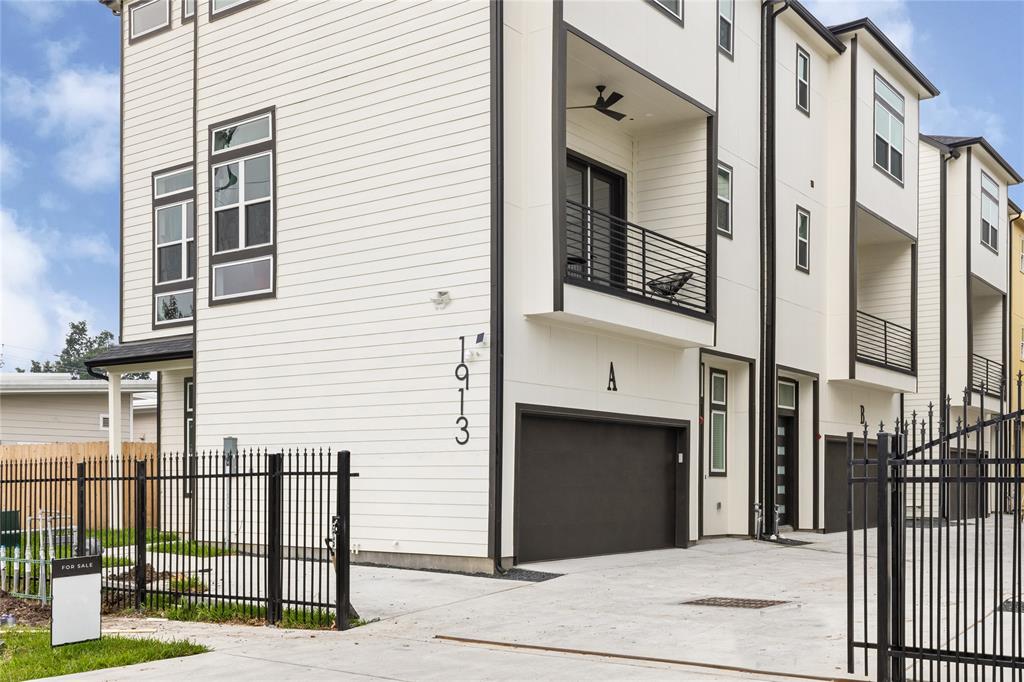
64 534 870 681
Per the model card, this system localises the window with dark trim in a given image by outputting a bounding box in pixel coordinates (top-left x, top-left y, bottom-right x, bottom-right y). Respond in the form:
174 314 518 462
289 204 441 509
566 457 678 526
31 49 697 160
211 0 259 17
209 108 276 304
718 0 734 54
709 369 727 475
716 163 733 236
184 377 196 496
1019 237 1024 273
873 73 905 183
777 379 796 410
796 46 810 114
980 172 999 253
650 0 683 24
128 0 169 41
153 165 195 327
183 0 194 21
796 206 810 273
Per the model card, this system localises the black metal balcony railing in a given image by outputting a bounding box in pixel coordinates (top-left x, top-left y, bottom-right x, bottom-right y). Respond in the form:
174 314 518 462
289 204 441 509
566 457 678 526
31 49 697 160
564 200 708 315
971 353 1004 398
856 310 913 374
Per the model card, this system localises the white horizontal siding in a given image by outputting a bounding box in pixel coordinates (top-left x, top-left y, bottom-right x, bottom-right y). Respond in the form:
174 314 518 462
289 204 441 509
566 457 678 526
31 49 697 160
636 120 707 249
191 0 493 559
857 243 913 328
0 394 131 444
122 1 195 341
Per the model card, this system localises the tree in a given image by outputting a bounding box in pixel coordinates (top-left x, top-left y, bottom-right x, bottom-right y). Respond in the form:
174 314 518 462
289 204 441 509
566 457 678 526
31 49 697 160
17 321 149 380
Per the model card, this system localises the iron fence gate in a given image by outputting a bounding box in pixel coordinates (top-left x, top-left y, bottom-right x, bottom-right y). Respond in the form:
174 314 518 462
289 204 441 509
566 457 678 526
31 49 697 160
0 448 355 630
848 387 1023 681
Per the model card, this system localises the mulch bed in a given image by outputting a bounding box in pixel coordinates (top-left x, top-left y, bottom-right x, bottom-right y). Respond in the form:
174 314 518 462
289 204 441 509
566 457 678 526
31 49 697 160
0 590 50 628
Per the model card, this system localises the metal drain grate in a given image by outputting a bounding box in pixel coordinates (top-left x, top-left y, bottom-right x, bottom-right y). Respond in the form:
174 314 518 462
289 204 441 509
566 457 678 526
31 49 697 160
682 597 789 609
1000 599 1022 613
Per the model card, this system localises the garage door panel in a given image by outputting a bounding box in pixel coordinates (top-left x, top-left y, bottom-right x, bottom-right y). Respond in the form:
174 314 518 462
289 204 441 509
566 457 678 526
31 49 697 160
516 414 681 563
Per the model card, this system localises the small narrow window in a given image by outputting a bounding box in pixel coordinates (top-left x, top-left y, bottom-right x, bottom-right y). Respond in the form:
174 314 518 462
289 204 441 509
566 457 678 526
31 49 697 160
184 377 196 496
718 0 734 54
873 73 905 183
796 47 810 114
154 167 193 198
183 0 195 20
651 0 683 21
716 163 733 236
152 164 195 327
980 172 999 252
99 414 110 429
795 206 810 273
212 115 271 152
156 290 194 323
778 380 797 410
1019 237 1024 273
213 256 273 299
156 200 195 284
709 370 727 475
128 0 169 41
212 0 251 14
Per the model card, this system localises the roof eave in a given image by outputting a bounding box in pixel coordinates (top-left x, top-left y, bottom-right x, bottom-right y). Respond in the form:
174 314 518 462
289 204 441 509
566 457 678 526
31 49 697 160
785 1 847 55
829 18 940 98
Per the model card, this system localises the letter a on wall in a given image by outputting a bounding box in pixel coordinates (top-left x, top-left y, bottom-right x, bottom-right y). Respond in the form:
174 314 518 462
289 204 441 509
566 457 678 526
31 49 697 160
607 362 618 391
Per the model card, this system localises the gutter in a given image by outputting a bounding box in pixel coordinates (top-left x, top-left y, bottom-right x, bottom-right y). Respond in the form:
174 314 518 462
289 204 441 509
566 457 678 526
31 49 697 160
87 366 108 382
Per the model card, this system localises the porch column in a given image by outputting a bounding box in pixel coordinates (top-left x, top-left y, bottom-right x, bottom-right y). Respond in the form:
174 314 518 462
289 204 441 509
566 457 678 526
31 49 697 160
107 371 124 529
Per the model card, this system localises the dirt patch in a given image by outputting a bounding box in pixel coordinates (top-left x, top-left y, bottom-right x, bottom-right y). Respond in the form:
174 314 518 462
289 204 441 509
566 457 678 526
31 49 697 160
109 564 170 584
0 590 50 628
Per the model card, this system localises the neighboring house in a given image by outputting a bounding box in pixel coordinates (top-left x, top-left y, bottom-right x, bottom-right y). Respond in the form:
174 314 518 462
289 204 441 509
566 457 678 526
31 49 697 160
0 375 157 445
1011 200 1024 411
132 393 158 442
86 0 1016 572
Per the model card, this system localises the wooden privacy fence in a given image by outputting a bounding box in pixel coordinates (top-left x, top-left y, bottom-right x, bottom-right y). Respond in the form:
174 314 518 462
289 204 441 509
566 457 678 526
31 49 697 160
0 442 158 533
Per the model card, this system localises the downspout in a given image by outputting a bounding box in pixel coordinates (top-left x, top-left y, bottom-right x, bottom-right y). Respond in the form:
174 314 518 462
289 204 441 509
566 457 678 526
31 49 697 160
87 366 108 382
758 0 788 538
938 149 957 413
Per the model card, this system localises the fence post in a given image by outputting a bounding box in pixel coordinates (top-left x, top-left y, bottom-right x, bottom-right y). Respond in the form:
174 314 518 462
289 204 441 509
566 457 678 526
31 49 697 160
888 434 906 682
876 432 892 682
134 458 147 610
76 462 86 557
335 450 351 631
266 451 284 625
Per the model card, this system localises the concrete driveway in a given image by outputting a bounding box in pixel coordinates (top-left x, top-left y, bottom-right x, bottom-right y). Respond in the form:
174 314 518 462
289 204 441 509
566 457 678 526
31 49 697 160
71 533 867 681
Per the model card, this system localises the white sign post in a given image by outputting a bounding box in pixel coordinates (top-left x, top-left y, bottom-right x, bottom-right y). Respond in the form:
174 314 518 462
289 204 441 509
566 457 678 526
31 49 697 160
51 555 101 647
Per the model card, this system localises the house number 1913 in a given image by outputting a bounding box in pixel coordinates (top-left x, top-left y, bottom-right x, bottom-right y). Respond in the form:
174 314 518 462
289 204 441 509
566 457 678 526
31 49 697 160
455 336 470 445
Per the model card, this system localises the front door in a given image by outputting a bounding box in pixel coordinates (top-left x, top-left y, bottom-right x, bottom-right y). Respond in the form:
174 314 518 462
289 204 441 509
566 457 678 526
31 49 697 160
565 154 626 288
775 414 797 528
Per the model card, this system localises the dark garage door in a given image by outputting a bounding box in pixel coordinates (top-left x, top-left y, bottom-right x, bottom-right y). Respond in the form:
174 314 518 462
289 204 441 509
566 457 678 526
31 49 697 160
516 412 686 563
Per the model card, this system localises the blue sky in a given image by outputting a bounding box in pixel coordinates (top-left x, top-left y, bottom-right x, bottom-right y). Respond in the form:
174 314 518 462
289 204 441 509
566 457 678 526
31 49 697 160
0 0 1021 370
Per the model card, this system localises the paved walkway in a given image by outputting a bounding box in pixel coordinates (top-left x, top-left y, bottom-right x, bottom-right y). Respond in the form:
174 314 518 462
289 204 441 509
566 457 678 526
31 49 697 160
64 533 871 681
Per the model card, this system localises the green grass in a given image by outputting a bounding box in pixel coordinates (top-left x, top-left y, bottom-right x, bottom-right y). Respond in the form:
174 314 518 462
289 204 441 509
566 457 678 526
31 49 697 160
101 556 133 569
0 628 206 682
138 598 345 630
146 540 234 557
90 528 177 548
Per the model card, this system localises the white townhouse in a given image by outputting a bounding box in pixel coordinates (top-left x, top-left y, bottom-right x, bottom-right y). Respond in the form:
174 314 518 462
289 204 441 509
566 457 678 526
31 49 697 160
87 0 1013 571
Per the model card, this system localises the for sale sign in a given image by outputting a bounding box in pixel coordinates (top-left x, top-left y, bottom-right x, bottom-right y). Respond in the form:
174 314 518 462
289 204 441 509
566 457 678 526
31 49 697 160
51 555 101 647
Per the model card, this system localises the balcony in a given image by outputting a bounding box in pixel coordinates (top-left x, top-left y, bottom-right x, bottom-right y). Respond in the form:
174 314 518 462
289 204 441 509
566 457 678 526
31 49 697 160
564 200 708 316
855 310 913 374
971 354 1004 400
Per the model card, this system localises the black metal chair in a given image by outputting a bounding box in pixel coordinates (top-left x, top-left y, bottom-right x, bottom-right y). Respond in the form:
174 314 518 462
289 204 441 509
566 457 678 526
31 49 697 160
645 271 693 300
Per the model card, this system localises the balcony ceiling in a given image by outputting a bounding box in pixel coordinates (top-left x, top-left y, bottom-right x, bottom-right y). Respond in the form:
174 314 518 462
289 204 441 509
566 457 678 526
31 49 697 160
856 206 912 245
566 32 706 135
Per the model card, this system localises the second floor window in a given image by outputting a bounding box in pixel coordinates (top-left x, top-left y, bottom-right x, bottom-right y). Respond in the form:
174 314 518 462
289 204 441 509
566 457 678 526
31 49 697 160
718 0 733 54
153 165 195 326
129 0 169 41
981 172 999 252
1019 237 1023 272
796 206 810 273
210 108 276 303
796 47 810 114
873 74 905 183
717 163 732 236
652 0 682 21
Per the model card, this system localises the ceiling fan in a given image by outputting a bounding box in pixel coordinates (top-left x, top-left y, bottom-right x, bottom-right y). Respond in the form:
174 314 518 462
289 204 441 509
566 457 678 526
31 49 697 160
568 85 626 121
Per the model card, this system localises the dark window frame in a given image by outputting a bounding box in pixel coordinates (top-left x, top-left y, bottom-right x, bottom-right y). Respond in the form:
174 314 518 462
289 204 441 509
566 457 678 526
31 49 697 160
980 171 999 254
207 106 278 306
152 162 196 330
872 71 906 186
182 0 194 23
709 368 728 476
716 162 733 237
209 0 266 21
647 0 684 27
795 205 811 273
184 377 196 497
127 0 172 45
718 0 734 57
795 45 810 116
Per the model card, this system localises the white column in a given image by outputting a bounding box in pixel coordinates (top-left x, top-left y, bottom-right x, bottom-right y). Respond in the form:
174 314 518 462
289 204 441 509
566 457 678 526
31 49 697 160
107 372 124 529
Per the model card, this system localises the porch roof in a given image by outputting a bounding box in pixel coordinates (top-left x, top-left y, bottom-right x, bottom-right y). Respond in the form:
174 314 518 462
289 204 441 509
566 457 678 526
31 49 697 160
84 334 193 369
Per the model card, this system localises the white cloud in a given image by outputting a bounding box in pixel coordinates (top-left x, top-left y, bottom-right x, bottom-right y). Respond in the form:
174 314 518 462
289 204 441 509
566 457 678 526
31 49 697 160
0 143 23 184
0 208 98 370
3 66 119 190
922 92 1007 146
804 0 915 56
6 0 66 27
43 38 82 71
38 192 69 212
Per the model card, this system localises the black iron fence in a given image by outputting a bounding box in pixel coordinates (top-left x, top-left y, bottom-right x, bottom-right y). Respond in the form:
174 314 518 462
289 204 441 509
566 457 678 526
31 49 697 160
971 353 1005 399
848 386 1023 681
0 448 355 630
564 199 708 315
856 309 914 374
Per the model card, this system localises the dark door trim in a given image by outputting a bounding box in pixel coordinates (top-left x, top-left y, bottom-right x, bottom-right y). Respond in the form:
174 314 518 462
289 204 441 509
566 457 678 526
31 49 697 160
512 403 691 563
